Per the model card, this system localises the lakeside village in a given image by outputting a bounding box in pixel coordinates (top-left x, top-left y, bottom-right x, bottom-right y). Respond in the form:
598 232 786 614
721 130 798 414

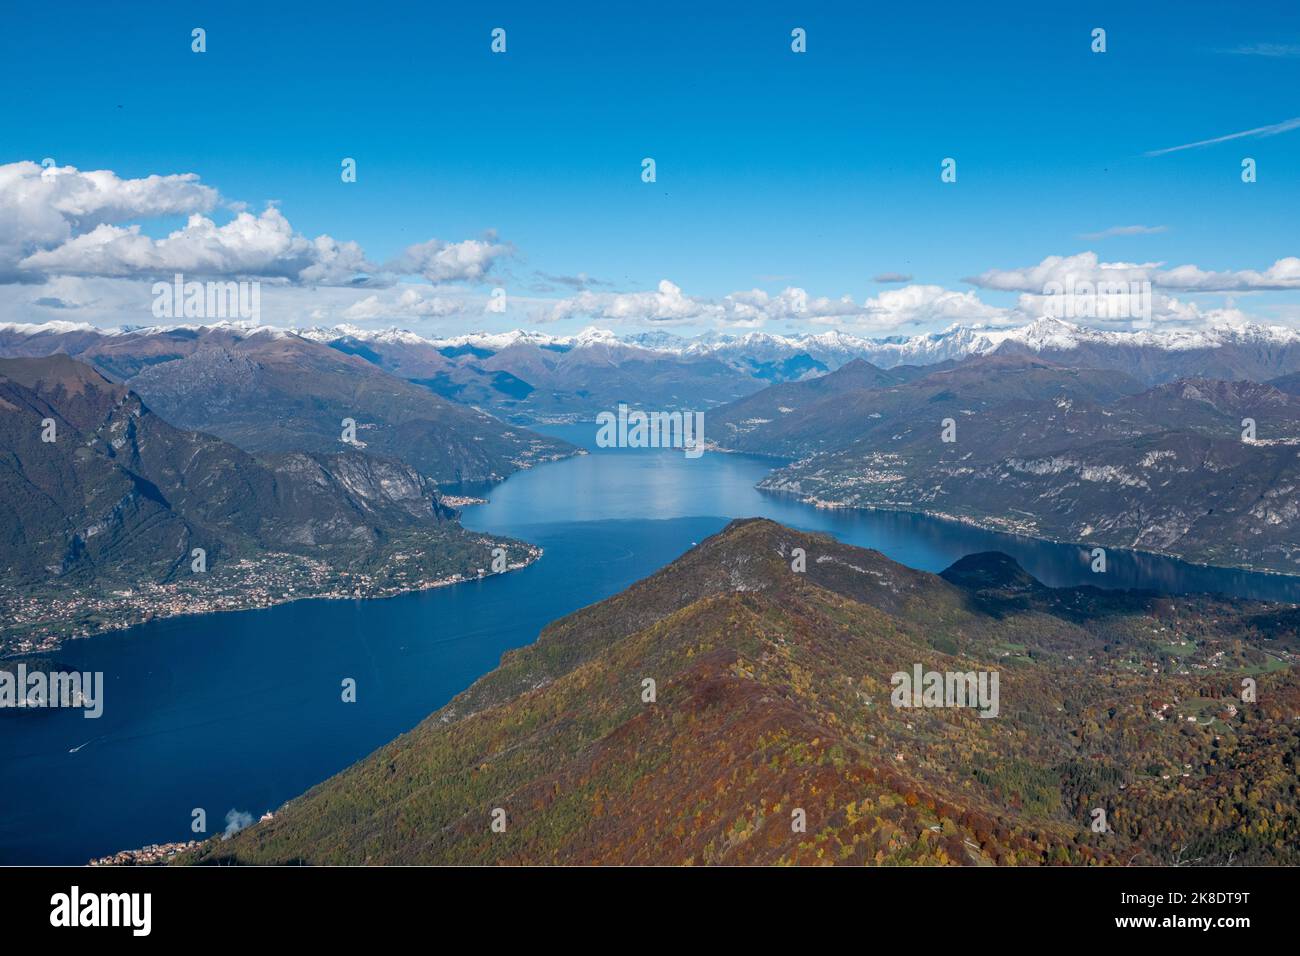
88 808 273 866
89 841 202 866
1 541 541 657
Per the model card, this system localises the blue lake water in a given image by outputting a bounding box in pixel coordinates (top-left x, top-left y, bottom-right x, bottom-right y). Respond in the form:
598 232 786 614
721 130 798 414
2 422 1297 864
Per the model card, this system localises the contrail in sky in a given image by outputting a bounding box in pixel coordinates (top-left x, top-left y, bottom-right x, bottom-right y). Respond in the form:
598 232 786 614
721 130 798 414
1145 116 1300 156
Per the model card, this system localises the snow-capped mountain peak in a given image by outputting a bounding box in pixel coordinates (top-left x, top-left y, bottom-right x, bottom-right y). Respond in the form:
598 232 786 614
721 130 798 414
4 319 1300 380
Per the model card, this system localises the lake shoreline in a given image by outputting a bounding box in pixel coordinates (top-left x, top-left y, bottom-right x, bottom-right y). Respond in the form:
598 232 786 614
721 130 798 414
758 488 1300 594
0 542 543 662
7 431 1298 864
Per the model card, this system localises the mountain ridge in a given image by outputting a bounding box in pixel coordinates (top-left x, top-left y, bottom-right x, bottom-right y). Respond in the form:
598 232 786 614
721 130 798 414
189 518 1300 866
0 356 537 654
0 324 577 482
705 354 1300 576
9 317 1300 428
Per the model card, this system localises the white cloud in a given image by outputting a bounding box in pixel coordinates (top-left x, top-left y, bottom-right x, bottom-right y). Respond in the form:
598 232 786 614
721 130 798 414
542 279 714 325
4 268 1295 337
1 159 508 288
540 280 1009 333
968 252 1300 294
387 238 510 283
1156 257 1300 291
728 284 1007 332
1077 224 1168 240
4 162 1297 339
1011 289 1211 328
852 285 1008 331
19 207 375 284
0 160 217 281
728 287 875 324
966 252 1158 293
342 286 466 321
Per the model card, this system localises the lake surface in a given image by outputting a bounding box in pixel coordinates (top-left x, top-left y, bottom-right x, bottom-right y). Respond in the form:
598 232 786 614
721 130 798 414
2 423 1296 864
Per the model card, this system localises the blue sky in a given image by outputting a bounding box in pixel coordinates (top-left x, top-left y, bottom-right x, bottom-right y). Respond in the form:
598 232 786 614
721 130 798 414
2 0 1298 335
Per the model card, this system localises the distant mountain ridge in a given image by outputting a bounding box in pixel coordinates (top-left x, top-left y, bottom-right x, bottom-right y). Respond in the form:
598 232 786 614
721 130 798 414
712 354 1149 458
11 315 1300 364
708 355 1300 575
8 316 1300 424
0 323 576 482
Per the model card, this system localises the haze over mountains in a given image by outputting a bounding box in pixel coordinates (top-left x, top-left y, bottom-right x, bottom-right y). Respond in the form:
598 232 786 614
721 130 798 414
195 519 1300 866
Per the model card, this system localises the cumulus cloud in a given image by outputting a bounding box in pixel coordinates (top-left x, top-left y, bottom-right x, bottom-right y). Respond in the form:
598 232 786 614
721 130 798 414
540 280 1010 333
0 160 217 281
1156 257 1300 291
542 279 712 325
722 287 866 325
966 252 1158 293
541 281 876 328
1011 289 1196 328
851 285 1008 331
5 160 1296 337
387 238 509 283
967 252 1300 294
342 286 466 321
1 160 509 288
18 207 376 284
541 269 1289 335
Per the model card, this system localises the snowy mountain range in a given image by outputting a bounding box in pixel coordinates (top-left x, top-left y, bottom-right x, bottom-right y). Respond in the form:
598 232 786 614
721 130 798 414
9 315 1298 364
294 318 1300 368
4 317 1300 421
